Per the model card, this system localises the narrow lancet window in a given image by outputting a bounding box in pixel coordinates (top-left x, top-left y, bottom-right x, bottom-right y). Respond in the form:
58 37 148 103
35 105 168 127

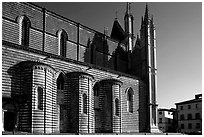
57 73 65 90
115 98 119 116
58 30 68 57
83 93 88 114
94 83 100 109
37 87 43 110
127 88 134 113
19 16 31 46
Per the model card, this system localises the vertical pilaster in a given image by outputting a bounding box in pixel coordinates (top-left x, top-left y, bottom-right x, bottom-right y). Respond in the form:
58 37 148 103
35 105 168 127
140 4 159 132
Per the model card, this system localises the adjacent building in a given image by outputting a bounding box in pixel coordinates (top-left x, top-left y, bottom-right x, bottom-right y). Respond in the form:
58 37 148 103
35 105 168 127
175 94 202 134
2 2 159 134
158 108 177 133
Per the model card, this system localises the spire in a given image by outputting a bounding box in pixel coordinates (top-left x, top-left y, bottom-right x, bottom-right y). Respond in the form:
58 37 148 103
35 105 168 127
141 16 144 27
115 11 118 20
126 2 131 15
151 14 154 22
124 2 134 33
144 3 149 19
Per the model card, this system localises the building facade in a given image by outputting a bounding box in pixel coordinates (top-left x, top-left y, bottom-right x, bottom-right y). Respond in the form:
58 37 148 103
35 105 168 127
175 94 202 134
158 108 177 133
2 2 159 134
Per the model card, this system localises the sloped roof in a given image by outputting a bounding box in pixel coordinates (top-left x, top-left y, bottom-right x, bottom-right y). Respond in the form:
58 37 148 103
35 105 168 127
110 19 127 42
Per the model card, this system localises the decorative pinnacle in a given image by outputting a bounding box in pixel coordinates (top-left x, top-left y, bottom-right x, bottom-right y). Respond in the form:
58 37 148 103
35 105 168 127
141 16 144 27
145 3 149 18
151 15 154 22
151 15 155 27
126 2 131 14
115 11 118 19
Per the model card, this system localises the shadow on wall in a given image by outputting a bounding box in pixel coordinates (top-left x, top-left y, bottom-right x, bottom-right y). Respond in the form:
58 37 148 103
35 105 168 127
84 33 109 66
7 62 33 132
83 32 128 73
138 81 149 132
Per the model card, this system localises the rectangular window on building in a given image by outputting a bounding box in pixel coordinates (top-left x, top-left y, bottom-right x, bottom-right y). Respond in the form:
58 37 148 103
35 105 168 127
187 114 192 120
196 123 200 129
195 113 200 119
188 123 192 129
188 105 191 109
159 118 162 123
181 124 184 129
180 114 185 120
180 106 183 110
159 111 162 115
196 104 198 108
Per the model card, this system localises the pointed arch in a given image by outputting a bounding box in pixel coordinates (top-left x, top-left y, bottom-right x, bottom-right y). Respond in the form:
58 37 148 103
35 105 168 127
57 29 68 57
126 87 134 113
57 72 66 90
17 15 31 46
93 82 100 109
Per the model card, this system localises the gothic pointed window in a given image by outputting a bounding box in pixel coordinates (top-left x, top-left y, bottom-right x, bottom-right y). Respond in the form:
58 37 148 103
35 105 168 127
57 73 64 90
57 73 65 104
83 93 88 114
58 30 68 57
115 98 119 116
19 16 31 46
127 88 134 113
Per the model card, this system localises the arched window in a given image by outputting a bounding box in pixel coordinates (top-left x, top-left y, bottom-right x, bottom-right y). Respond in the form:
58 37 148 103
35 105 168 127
115 98 119 116
19 16 31 46
37 87 43 110
83 93 88 114
57 73 64 90
127 88 134 113
58 30 68 57
94 83 100 109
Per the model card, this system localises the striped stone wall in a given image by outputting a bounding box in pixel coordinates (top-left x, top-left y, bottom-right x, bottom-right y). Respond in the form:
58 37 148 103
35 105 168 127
67 72 94 133
15 62 57 133
32 66 45 133
2 44 142 133
98 79 122 133
120 77 140 133
2 2 149 133
19 68 32 132
2 2 128 73
56 73 69 133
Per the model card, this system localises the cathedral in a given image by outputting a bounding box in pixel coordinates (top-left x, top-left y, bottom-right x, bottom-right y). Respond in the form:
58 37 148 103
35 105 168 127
2 2 159 134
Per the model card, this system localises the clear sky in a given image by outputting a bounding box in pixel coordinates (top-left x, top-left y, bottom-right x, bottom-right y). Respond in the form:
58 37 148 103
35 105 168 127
34 1 202 109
